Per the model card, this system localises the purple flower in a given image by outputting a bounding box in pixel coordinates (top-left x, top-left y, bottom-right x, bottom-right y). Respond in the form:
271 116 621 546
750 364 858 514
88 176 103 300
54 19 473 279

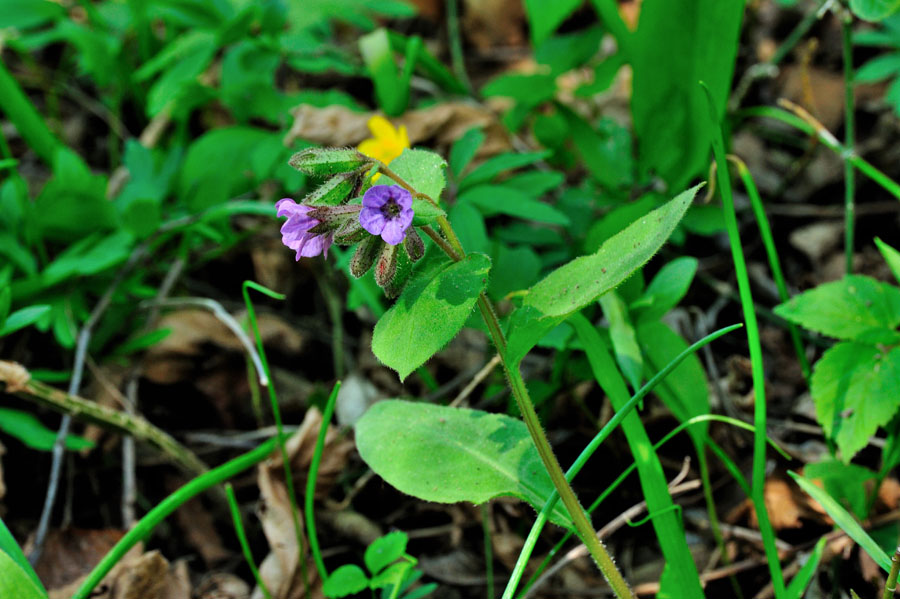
359 185 414 245
276 198 334 259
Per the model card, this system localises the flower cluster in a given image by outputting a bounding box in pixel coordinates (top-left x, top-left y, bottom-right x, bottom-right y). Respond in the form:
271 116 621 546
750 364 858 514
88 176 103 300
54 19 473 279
276 117 425 297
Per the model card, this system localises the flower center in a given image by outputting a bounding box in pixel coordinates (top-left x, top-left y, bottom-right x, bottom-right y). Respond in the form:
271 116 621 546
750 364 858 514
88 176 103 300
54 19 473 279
381 199 401 219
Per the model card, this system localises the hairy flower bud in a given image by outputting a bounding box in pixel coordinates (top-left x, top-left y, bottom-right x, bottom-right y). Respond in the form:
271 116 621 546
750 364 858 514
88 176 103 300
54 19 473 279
350 235 382 278
374 242 399 289
384 245 413 299
403 227 424 262
304 172 358 206
333 218 368 245
289 148 373 176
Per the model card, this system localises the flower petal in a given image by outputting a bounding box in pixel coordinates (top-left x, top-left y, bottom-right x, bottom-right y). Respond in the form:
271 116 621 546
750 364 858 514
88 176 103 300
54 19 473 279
362 186 391 209
380 219 408 245
358 139 387 162
367 115 396 141
359 207 386 235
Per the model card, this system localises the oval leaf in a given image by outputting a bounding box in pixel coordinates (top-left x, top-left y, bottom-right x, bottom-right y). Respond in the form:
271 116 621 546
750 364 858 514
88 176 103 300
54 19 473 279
355 400 574 530
850 0 900 21
364 531 407 575
372 253 490 381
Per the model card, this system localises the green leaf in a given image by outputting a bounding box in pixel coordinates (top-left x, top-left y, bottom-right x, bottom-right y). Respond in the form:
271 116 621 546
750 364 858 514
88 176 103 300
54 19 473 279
803 460 875 519
459 151 549 190
488 244 540 300
811 343 900 462
631 0 744 188
774 275 900 344
0 549 47 599
323 564 369 598
355 400 573 529
0 305 51 337
411 198 446 227
360 28 409 116
449 128 485 179
365 531 407 575
458 185 570 226
504 184 699 365
0 517 44 595
0 0 64 29
36 148 115 241
111 328 172 356
523 0 583 44
376 149 447 203
0 408 94 451
368 561 409 591
599 291 642 391
855 53 900 83
481 73 556 108
790 471 891 572
875 237 900 284
372 253 490 380
785 537 825 599
0 287 10 328
635 256 698 322
850 0 900 21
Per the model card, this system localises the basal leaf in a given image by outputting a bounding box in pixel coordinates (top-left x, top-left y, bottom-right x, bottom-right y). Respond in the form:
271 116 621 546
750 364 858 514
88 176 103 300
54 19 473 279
811 342 900 462
355 400 574 530
323 565 369 598
376 149 447 203
372 253 490 380
364 531 407 576
631 0 743 188
774 275 900 343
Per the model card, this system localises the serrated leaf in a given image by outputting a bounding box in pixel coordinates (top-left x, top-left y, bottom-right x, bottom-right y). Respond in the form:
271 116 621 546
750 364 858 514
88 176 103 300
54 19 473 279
355 400 574 529
323 564 369 598
372 253 490 380
774 275 900 343
850 0 900 21
375 149 447 203
364 531 407 575
790 471 891 572
811 342 900 461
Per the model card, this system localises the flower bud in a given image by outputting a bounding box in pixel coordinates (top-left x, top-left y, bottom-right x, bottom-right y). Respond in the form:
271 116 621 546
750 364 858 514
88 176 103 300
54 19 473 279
333 218 368 245
289 148 373 176
374 242 399 289
384 245 413 299
304 173 358 206
403 227 424 262
350 235 382 278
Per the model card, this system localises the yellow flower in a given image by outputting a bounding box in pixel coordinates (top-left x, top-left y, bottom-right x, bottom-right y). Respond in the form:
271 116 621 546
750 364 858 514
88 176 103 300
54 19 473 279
358 115 409 180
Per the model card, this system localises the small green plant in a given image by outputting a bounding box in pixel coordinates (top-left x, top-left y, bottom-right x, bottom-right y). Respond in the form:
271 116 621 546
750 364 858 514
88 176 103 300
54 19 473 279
323 531 435 599
774 243 900 463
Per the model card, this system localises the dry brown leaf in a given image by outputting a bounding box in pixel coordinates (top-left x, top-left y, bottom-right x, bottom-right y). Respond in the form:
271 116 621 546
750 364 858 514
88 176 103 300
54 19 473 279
462 0 525 50
878 477 900 510
284 103 510 163
254 408 350 599
746 478 812 530
34 528 128 590
0 360 30 393
197 573 251 599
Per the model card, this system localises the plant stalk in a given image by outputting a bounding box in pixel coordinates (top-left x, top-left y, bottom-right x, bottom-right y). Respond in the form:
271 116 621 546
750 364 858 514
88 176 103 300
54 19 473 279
841 10 856 275
884 546 900 599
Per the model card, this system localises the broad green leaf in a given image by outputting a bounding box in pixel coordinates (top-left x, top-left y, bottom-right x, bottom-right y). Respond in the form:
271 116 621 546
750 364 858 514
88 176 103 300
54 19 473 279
449 128 485 179
811 342 900 461
449 203 488 255
875 237 900 284
323 564 369 598
790 471 891 572
562 110 634 189
355 400 574 529
855 53 900 83
372 253 490 380
523 0 582 44
36 148 115 241
0 408 94 451
506 185 699 366
0 549 46 599
376 149 447 203
631 0 744 188
364 531 407 575
774 275 900 344
850 0 900 21
599 291 642 391
458 185 569 226
635 256 698 322
488 244 540 300
536 26 606 76
0 518 44 594
0 305 51 337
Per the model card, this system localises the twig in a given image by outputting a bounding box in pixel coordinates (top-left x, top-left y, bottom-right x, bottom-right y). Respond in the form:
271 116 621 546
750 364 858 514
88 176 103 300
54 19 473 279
450 354 501 407
0 361 207 476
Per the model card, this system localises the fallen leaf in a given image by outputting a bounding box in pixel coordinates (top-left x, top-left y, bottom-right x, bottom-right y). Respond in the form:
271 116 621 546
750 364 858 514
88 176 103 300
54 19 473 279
196 573 251 599
462 0 525 50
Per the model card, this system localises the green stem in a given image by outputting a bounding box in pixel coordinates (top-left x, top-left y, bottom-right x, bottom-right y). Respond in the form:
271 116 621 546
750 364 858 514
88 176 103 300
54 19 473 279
306 382 342 581
703 84 786 598
501 324 742 599
884 546 900 599
226 483 274 599
731 157 811 381
72 438 277 599
841 11 856 276
243 281 309 597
